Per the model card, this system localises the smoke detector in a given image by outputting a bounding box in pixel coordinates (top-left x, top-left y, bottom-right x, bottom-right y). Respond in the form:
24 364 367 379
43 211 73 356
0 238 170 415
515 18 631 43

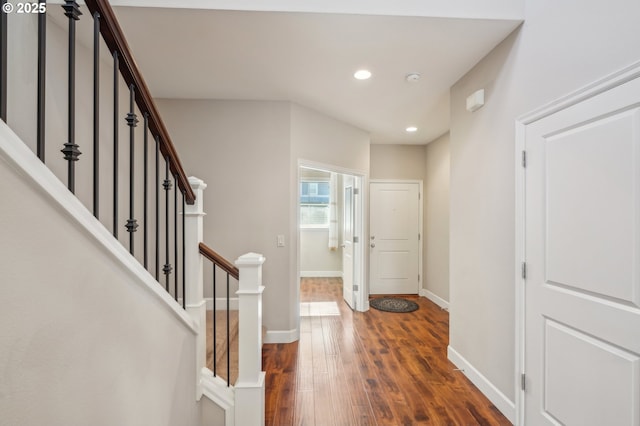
405 73 421 83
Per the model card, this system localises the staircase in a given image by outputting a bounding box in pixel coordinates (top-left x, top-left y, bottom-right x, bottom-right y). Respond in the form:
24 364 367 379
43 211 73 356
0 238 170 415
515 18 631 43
1 1 266 424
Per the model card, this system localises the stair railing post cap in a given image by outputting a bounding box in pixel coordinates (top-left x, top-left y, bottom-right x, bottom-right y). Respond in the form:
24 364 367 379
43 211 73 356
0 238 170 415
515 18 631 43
188 176 207 190
235 252 266 266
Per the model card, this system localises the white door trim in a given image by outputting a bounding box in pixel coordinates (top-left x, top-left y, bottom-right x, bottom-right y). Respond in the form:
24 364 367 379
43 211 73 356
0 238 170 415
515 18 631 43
369 179 423 295
514 59 640 426
297 159 369 313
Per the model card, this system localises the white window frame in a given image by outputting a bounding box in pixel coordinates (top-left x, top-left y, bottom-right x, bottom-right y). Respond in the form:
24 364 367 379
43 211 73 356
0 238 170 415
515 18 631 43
300 177 330 229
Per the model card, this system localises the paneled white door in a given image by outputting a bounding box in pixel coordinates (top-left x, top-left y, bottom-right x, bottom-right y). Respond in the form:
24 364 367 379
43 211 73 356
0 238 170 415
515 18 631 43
370 182 420 294
523 75 640 425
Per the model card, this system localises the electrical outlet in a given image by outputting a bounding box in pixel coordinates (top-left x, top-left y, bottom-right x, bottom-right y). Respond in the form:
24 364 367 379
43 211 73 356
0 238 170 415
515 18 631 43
277 235 285 247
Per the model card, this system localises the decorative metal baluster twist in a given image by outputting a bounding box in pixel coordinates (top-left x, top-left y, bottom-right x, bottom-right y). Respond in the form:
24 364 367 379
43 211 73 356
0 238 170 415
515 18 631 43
162 159 172 289
125 84 139 253
174 175 178 301
61 1 82 193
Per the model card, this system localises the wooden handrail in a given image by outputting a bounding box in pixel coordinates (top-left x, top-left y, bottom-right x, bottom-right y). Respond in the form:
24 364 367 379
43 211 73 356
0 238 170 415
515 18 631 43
199 242 239 280
84 0 195 204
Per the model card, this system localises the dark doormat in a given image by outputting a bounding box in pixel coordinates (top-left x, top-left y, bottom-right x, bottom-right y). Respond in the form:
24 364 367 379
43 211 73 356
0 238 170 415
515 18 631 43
370 297 419 313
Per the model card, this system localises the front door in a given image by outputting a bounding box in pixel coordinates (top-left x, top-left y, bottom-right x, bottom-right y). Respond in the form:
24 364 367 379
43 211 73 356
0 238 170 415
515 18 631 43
369 181 420 294
523 74 640 425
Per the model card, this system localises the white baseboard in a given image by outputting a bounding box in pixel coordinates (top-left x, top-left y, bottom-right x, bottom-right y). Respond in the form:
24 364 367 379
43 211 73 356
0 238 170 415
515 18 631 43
447 346 515 423
264 329 299 344
205 297 239 311
300 271 342 278
359 299 370 312
419 288 449 310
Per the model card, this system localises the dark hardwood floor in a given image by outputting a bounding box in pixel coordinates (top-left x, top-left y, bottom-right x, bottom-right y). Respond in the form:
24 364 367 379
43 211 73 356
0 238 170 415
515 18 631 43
262 277 512 426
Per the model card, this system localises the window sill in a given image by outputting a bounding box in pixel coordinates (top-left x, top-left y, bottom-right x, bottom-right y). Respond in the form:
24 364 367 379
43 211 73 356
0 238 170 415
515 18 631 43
300 226 330 231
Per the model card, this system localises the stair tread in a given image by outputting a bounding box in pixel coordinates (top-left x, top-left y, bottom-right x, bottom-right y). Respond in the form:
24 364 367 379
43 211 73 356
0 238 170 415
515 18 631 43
206 310 239 384
205 311 266 386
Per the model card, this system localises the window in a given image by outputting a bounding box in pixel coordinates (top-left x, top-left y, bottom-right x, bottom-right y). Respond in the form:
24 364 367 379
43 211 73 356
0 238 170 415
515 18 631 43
300 180 330 227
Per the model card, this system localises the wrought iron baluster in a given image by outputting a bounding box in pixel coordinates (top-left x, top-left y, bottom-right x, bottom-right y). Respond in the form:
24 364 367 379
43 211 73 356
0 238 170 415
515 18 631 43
213 264 217 377
61 1 82 193
174 176 178 301
0 0 7 122
163 158 172 290
125 84 138 253
182 192 186 309
92 11 100 216
226 272 230 387
37 1 47 162
112 50 119 237
155 136 160 279
143 114 149 268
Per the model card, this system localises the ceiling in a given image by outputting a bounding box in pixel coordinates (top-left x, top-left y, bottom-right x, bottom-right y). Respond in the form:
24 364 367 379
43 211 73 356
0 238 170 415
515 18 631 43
108 5 520 144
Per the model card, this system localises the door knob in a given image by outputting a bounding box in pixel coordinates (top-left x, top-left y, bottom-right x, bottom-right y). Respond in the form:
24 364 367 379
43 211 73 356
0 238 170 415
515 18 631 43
370 243 375 248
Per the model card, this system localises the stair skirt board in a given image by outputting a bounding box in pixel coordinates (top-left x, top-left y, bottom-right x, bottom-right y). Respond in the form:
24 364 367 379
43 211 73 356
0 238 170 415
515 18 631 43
201 371 235 426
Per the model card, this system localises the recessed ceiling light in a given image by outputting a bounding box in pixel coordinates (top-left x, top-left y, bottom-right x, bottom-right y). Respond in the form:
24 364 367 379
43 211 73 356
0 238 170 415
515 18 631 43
354 69 372 80
406 73 421 83
406 126 418 132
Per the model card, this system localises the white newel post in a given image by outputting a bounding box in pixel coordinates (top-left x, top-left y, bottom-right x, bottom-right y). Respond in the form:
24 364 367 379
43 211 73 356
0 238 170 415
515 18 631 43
184 176 208 400
234 252 266 426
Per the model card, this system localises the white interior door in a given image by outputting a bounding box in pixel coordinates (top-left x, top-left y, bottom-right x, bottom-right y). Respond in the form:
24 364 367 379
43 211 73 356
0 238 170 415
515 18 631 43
370 182 420 294
523 76 640 425
342 176 354 309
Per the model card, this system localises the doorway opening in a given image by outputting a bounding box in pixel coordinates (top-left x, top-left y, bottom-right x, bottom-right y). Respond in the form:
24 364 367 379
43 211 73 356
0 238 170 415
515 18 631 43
297 162 366 320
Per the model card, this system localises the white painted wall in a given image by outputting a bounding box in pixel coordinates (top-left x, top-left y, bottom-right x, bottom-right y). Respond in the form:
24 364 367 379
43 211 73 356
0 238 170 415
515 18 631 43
370 144 427 181
157 99 291 333
299 168 342 276
424 133 450 304
300 229 342 275
0 124 200 425
290 103 370 328
291 104 370 173
449 0 640 412
370 143 427 291
7 10 172 278
157 100 368 338
369 142 450 306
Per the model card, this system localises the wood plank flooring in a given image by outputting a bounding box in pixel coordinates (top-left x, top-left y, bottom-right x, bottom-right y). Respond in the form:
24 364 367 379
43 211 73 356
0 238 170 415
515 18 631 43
263 277 512 426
